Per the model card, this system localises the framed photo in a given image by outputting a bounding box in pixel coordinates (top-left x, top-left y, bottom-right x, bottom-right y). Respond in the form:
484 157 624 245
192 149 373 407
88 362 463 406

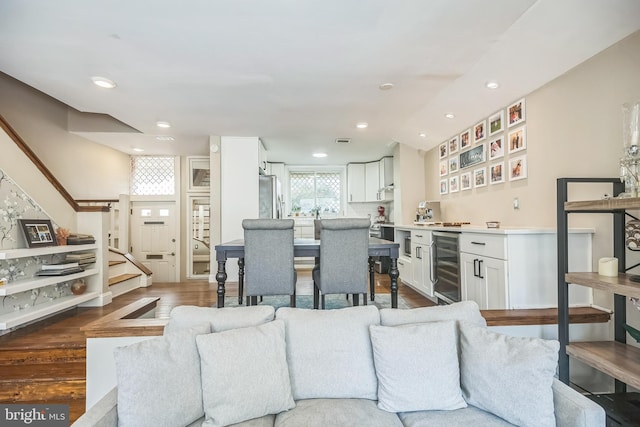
459 143 485 169
449 156 459 173
460 129 471 150
187 156 211 192
449 175 459 193
449 136 459 154
490 162 505 184
473 120 486 143
439 160 449 177
439 142 448 159
460 172 472 191
474 167 487 188
509 155 528 181
489 136 504 160
488 110 504 136
507 98 526 127
507 125 527 154
439 179 448 195
18 219 58 248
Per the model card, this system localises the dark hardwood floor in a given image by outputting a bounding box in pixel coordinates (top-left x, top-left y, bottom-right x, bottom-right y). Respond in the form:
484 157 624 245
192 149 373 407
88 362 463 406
0 270 433 424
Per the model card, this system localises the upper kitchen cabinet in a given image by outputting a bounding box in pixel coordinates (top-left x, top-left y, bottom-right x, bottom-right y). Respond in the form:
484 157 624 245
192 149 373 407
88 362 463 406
378 156 394 201
347 163 366 202
258 140 268 173
347 157 394 203
365 162 380 202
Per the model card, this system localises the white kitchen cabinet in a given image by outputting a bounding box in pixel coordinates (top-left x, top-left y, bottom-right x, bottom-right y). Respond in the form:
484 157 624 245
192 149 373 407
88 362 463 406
347 163 366 202
410 230 435 299
397 256 412 286
258 140 268 173
377 157 394 201
460 251 507 310
365 162 380 202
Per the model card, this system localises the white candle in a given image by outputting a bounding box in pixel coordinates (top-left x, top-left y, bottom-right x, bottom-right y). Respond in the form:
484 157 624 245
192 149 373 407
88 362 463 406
598 257 618 277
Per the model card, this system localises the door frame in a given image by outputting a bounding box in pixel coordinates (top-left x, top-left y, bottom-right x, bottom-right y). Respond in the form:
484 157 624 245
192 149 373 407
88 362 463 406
186 194 210 279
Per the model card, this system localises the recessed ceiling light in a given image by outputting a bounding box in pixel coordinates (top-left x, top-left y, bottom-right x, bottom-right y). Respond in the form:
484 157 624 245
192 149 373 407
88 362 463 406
356 122 368 129
313 152 328 158
155 136 175 141
485 81 500 89
91 76 116 89
156 121 171 128
379 83 394 91
133 148 144 152
419 133 427 138
444 113 455 119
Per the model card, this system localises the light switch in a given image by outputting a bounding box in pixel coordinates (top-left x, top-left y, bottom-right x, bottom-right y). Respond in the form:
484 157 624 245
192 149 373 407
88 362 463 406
513 197 520 209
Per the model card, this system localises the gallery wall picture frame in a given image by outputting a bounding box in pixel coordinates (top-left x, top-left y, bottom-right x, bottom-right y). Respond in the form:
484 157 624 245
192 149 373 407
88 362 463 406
509 155 528 181
460 172 472 191
439 179 448 195
18 219 58 248
187 156 211 192
473 167 487 188
449 156 459 173
490 162 505 184
439 160 449 177
460 129 471 150
449 175 459 193
507 125 527 154
459 143 485 169
489 136 504 160
473 120 486 143
449 136 459 154
507 98 526 128
439 142 448 159
488 110 504 136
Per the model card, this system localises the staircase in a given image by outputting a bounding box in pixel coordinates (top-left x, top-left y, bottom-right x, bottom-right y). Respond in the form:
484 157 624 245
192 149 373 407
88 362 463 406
108 250 152 298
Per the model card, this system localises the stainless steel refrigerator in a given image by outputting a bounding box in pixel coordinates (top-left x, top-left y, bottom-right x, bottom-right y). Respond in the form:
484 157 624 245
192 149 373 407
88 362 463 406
259 175 283 219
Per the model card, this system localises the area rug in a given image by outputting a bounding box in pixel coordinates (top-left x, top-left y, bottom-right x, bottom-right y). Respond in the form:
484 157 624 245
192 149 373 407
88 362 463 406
224 293 410 310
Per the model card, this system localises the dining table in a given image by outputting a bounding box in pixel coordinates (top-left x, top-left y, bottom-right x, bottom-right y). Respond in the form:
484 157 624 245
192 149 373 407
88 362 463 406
214 237 400 308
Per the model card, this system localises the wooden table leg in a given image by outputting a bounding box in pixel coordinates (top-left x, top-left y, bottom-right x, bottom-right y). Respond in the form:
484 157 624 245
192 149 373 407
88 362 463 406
216 260 227 308
238 258 244 305
369 257 375 301
389 257 399 308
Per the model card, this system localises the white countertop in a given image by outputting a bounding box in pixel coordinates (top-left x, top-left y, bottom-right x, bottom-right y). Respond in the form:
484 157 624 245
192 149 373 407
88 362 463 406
384 223 594 235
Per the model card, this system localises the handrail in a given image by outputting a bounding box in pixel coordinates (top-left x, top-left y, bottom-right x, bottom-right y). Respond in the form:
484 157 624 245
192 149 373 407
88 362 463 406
0 114 109 213
109 247 153 276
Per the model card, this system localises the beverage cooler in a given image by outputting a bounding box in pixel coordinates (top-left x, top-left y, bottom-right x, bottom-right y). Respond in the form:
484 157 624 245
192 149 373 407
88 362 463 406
433 231 461 304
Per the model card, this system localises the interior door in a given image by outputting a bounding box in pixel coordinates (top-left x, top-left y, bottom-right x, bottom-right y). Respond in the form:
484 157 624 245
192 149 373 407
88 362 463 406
130 201 177 282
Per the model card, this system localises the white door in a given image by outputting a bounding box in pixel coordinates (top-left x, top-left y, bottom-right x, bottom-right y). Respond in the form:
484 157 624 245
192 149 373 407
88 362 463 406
130 202 178 282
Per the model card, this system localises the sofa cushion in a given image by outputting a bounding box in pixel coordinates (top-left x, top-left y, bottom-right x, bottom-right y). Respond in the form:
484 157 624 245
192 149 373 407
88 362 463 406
276 306 379 400
379 300 486 327
164 305 275 335
398 405 516 426
113 324 209 427
369 321 466 412
196 320 295 427
459 321 559 427
274 399 403 427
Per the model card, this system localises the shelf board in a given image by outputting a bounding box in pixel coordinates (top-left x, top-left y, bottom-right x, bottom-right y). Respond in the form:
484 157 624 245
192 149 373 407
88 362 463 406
567 341 640 390
0 244 97 260
0 290 100 330
565 272 640 299
0 268 98 296
565 197 640 212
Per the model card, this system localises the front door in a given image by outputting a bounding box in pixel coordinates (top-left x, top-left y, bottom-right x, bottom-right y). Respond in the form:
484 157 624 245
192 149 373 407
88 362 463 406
130 201 177 282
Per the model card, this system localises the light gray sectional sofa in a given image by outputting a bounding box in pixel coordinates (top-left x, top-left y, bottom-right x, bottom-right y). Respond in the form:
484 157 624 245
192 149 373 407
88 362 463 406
72 302 605 427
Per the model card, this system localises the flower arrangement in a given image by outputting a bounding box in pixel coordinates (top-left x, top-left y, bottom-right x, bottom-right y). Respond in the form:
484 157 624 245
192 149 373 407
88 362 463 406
56 227 70 245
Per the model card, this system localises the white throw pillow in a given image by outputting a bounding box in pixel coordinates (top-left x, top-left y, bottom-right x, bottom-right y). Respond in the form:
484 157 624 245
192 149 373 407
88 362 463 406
379 300 487 327
370 321 467 413
276 306 380 400
459 321 559 427
164 305 275 335
113 324 209 427
196 320 295 427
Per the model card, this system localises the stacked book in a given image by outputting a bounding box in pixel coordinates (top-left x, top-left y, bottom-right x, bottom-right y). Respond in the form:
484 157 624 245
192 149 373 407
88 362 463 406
67 233 96 245
65 251 96 266
37 260 84 276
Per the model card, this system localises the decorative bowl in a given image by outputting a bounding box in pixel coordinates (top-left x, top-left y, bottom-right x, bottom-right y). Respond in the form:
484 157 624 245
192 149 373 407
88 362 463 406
486 221 500 229
71 280 87 295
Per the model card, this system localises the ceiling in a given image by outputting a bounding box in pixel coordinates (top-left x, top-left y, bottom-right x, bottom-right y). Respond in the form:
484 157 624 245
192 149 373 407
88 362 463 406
1 0 639 164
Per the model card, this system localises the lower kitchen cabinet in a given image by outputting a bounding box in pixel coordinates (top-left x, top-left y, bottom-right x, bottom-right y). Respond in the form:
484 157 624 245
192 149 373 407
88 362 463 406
397 255 412 287
460 252 506 309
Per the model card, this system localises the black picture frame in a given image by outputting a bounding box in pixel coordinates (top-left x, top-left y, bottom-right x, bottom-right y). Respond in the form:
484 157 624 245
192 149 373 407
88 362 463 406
18 219 58 248
459 143 486 169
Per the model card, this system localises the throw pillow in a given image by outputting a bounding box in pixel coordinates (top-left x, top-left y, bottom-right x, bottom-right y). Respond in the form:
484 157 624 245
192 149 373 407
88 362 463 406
379 300 486 327
369 321 467 412
113 323 209 427
163 305 275 335
459 321 559 427
275 306 380 400
196 320 295 427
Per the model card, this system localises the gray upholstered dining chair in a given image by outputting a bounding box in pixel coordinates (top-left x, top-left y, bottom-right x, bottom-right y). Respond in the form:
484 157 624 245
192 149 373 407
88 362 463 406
242 219 297 307
313 218 370 309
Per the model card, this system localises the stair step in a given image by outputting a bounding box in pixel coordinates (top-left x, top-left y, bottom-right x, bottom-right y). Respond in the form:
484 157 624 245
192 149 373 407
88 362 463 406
0 348 85 366
109 273 141 286
109 260 126 267
0 362 85 401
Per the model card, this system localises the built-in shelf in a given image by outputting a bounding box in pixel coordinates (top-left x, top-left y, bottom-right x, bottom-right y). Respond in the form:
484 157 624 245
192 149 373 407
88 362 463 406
564 197 640 212
567 341 640 390
565 272 640 299
0 290 100 329
0 244 97 260
0 268 98 296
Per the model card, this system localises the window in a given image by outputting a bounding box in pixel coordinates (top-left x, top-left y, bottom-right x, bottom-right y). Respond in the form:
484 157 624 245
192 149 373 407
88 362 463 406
130 156 176 196
289 170 342 216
